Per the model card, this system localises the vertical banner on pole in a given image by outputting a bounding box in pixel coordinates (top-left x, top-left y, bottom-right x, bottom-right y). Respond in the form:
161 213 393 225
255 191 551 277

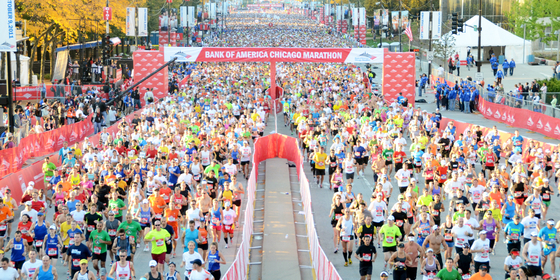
188 6 195 26
0 0 17 52
432 11 442 39
352 8 358 26
138 8 148 36
210 3 216 19
359 7 366 26
126 7 136 36
419 11 430 40
382 9 389 25
374 9 380 29
180 6 187 28
336 5 341 21
391 11 399 33
401 11 409 30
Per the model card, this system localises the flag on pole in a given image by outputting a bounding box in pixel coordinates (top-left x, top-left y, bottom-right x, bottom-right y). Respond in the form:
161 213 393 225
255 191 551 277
404 25 413 41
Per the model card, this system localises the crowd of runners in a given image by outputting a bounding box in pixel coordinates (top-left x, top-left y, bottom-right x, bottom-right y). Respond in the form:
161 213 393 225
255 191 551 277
2 8 559 280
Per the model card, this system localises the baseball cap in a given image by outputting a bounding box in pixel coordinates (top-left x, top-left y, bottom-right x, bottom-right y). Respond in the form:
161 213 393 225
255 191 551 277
427 248 434 253
432 225 438 231
531 232 538 237
480 264 489 271
479 230 487 235
142 199 149 204
25 201 32 206
80 259 88 265
548 220 555 225
49 225 56 230
100 268 108 276
38 212 44 216
190 259 203 266
380 271 389 277
149 260 158 267
388 216 395 221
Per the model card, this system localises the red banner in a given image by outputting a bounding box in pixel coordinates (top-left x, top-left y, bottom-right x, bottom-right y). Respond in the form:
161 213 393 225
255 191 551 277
0 106 148 204
14 86 43 100
478 97 560 140
382 50 416 106
133 50 169 105
0 115 93 178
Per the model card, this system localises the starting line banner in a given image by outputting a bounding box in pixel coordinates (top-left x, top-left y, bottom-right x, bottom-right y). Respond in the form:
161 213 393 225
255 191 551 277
163 47 384 63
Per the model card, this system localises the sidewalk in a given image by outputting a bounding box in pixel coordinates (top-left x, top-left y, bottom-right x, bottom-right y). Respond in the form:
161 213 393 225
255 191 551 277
416 59 555 91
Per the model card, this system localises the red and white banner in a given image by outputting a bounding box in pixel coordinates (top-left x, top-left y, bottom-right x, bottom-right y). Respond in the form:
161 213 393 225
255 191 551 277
223 134 342 280
0 115 94 178
478 97 560 140
382 50 416 106
163 47 384 64
0 105 150 204
133 50 169 105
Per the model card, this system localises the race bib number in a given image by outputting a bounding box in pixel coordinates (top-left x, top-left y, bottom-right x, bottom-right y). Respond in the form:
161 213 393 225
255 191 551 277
441 174 447 180
94 246 101 254
224 225 231 230
444 233 453 242
342 235 351 242
48 248 57 256
335 214 343 219
88 225 95 232
155 214 162 219
212 218 220 225
396 220 404 227
140 218 148 224
0 224 7 231
433 211 439 216
14 244 22 250
386 236 394 243
73 259 80 266
109 229 117 236
118 274 128 280
35 241 43 247
529 255 539 265
426 272 436 280
363 253 371 261
156 239 164 247
330 163 337 168
543 193 550 200
69 238 75 245
511 233 519 241
168 216 175 222
462 274 471 280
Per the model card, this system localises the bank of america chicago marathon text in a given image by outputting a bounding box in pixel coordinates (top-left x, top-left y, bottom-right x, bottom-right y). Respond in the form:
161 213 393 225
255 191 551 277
203 50 345 60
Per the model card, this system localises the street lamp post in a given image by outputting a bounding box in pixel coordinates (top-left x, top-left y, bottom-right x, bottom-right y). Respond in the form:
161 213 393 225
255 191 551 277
476 0 482 73
375 2 384 47
522 24 526 64
555 30 560 62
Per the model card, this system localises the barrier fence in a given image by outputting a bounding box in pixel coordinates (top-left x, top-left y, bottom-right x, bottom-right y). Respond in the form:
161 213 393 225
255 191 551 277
13 84 109 101
0 115 94 178
477 95 560 139
0 104 150 203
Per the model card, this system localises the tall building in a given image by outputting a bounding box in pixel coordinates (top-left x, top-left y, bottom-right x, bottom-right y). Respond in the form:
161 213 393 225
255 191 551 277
446 0 511 23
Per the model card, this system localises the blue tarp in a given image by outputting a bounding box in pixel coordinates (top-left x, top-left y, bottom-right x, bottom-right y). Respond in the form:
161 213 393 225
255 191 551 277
55 41 100 53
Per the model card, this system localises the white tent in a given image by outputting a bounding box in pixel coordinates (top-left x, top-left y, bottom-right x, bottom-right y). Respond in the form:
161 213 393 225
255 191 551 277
446 15 532 64
0 53 30 85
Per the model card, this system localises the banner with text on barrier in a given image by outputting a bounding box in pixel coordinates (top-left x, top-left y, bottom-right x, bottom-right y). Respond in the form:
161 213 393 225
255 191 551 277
163 47 384 63
478 96 560 140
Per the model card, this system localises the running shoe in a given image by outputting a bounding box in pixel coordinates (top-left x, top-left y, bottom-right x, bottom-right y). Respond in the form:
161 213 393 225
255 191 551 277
344 262 348 267
334 248 338 254
225 244 229 249
348 258 352 265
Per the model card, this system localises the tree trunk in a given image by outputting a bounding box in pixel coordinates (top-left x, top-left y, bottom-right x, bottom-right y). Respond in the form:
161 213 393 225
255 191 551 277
28 25 56 85
28 38 37 85
39 27 53 83
16 49 20 84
